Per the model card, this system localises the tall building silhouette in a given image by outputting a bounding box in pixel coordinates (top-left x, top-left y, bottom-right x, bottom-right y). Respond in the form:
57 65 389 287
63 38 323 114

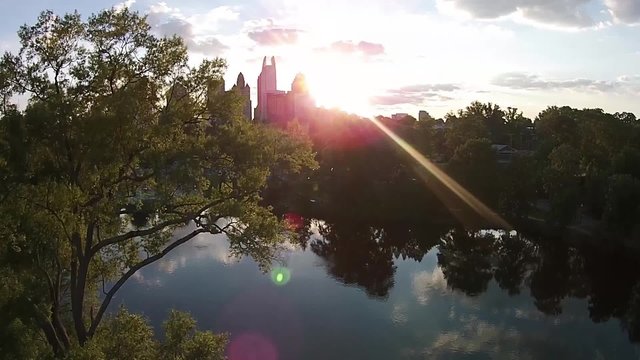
265 72 315 126
230 72 252 120
255 56 281 121
251 56 317 125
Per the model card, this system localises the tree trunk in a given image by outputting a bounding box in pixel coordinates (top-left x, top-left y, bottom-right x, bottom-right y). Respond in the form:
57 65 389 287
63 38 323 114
72 256 89 344
70 230 89 345
39 318 64 358
51 304 71 351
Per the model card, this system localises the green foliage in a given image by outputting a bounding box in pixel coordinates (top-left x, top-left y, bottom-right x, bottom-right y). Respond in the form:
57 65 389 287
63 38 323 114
449 138 498 205
499 156 536 219
444 109 490 154
603 175 640 236
613 147 640 179
67 309 227 360
0 7 314 358
0 318 54 360
535 106 579 149
94 309 157 360
543 145 581 226
161 310 227 360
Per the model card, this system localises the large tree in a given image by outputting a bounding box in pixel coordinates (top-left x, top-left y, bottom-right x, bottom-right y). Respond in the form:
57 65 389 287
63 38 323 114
0 8 314 357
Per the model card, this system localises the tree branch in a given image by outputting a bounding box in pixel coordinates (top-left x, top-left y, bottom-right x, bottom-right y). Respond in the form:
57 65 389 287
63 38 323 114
87 228 206 337
89 197 231 256
88 216 188 257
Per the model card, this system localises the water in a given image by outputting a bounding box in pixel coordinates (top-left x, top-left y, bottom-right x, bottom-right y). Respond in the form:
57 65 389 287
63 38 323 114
112 221 640 359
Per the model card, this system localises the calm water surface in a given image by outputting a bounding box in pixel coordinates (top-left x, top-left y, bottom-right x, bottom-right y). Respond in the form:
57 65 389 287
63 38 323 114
112 221 640 359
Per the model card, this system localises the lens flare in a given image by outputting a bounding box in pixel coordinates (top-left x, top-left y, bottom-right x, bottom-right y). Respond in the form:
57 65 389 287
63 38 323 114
368 117 511 230
271 267 291 286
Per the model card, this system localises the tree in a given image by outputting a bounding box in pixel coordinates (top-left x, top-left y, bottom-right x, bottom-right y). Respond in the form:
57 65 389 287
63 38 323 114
444 110 489 156
68 309 227 360
535 106 578 148
0 8 315 357
613 146 640 179
437 229 494 296
449 138 499 206
472 101 507 143
504 107 533 150
542 144 581 226
602 175 640 237
499 155 536 219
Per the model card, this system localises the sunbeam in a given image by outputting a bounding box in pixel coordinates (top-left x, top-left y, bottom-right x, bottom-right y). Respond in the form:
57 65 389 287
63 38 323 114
368 117 512 230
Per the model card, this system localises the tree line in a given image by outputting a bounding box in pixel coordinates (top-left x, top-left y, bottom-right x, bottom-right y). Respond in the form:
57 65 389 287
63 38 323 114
269 100 640 241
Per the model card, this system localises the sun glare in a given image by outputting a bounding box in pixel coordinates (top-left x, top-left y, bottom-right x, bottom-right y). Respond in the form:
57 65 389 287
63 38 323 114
299 56 378 116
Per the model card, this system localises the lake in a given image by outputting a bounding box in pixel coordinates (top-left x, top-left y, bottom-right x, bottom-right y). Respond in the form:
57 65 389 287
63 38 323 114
111 220 640 359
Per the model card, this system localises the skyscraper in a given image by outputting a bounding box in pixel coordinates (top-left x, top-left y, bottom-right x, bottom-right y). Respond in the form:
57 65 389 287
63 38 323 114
231 72 252 120
255 56 279 121
253 56 317 125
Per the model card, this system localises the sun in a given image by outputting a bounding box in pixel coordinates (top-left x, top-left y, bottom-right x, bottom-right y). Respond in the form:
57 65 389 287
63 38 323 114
300 55 378 116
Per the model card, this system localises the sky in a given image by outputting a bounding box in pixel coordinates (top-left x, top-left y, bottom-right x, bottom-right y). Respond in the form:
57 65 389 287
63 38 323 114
0 0 639 118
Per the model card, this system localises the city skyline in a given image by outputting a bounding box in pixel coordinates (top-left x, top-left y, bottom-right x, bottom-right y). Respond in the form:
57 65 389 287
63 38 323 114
0 0 639 118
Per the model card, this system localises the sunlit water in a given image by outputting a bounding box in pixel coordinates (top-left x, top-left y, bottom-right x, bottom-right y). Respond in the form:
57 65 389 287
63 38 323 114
111 223 640 360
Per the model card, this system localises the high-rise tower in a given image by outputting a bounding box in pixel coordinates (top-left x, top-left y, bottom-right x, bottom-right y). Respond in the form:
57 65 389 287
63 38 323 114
231 72 252 120
255 56 278 121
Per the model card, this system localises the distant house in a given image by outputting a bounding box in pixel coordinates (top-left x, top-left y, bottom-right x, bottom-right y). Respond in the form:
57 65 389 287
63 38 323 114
433 119 446 132
391 113 410 121
491 144 519 164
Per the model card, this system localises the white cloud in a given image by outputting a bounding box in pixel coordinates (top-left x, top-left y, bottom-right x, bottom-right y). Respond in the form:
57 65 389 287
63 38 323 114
605 0 640 24
493 72 640 93
391 303 409 325
370 84 461 106
435 0 640 29
248 28 302 45
131 270 162 287
145 3 231 55
424 320 525 359
412 268 448 305
114 0 136 11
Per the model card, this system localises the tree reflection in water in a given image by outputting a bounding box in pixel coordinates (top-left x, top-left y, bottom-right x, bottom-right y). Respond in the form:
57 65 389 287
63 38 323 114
292 217 640 343
293 219 447 299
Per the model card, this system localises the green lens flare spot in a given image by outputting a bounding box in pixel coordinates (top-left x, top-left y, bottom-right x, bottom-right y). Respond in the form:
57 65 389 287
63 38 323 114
271 267 291 286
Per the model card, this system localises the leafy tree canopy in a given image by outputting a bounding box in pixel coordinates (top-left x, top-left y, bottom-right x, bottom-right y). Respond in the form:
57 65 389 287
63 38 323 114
0 7 315 358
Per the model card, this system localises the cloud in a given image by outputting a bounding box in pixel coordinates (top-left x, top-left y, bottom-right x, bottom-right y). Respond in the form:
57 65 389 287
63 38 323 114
145 3 229 55
605 0 640 24
247 28 302 45
327 40 386 56
114 0 136 11
370 83 460 106
492 72 640 92
438 0 599 28
397 84 460 92
391 303 409 325
314 40 386 58
412 268 448 305
618 74 640 82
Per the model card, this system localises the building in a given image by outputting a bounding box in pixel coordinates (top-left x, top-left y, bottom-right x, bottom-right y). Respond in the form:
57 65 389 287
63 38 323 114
229 72 252 120
266 91 291 124
255 56 278 121
391 113 410 121
264 73 315 126
166 82 188 106
491 144 519 164
419 110 439 122
253 56 316 125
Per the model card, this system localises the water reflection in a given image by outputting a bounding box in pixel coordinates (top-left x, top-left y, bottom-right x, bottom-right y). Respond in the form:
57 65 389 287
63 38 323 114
411 268 447 305
114 216 640 358
298 219 445 298
297 220 640 344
